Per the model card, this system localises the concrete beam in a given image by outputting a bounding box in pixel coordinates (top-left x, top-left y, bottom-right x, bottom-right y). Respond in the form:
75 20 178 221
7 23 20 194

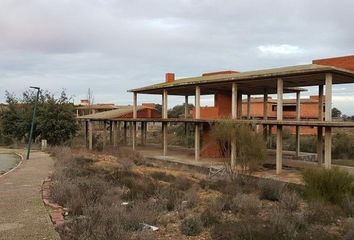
195 86 201 119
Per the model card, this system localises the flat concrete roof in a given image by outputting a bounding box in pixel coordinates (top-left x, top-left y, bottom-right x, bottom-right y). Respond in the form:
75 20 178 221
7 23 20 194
129 64 354 95
77 106 148 120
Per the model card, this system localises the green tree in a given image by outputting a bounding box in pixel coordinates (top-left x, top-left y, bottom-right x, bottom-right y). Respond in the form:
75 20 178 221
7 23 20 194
1 90 78 145
332 107 342 118
168 103 194 118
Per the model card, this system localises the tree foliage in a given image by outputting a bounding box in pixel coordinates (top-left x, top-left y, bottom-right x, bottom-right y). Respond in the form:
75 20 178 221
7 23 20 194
332 107 342 118
1 90 78 145
210 121 266 173
168 103 194 118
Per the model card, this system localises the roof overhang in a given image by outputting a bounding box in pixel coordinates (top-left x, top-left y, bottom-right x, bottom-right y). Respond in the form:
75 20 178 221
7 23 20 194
128 64 354 96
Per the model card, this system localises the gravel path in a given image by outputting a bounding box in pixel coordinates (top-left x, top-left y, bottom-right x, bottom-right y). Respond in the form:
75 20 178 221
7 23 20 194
0 148 60 240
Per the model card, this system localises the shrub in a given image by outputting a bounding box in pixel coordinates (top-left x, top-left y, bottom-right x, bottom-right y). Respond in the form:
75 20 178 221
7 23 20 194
200 208 221 227
295 225 337 240
211 220 268 240
180 216 203 236
182 187 199 208
258 178 285 201
150 171 176 182
340 195 354 217
305 200 343 225
230 193 260 215
280 190 301 212
158 186 183 211
210 122 266 173
302 168 354 205
268 207 304 239
171 176 193 191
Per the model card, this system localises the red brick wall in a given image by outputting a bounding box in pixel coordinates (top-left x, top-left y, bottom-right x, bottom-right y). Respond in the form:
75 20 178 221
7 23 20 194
313 55 354 71
116 108 161 119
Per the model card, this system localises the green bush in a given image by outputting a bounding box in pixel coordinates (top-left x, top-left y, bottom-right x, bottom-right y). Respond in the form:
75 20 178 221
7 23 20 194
302 168 354 204
258 178 285 201
180 216 203 236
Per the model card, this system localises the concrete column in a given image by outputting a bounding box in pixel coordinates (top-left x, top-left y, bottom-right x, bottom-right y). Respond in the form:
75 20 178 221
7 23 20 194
195 123 200 161
276 78 283 174
140 122 144 145
231 83 238 119
247 94 251 119
231 83 238 168
103 121 107 148
109 120 113 145
317 85 324 164
319 85 324 121
162 122 167 156
237 91 242 119
162 90 168 119
195 86 200 119
263 89 268 120
144 122 147 145
324 73 333 168
268 125 273 148
113 121 117 147
185 96 189 118
263 90 268 143
123 121 127 145
132 122 137 151
133 92 137 119
276 125 283 174
295 91 301 157
88 120 93 150
317 127 323 165
325 74 332 121
85 120 89 148
324 127 332 169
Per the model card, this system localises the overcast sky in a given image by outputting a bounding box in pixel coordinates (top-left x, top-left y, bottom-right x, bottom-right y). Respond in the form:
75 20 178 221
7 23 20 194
1 0 354 114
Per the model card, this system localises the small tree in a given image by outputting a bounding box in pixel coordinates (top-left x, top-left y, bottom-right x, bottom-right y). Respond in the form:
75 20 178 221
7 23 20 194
332 107 342 118
210 121 266 174
1 90 78 145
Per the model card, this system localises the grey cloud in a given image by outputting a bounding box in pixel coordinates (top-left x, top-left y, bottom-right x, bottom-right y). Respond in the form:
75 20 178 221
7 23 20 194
0 0 354 114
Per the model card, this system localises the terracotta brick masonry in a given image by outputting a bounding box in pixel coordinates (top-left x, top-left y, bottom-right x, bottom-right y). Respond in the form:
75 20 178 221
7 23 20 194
41 177 66 226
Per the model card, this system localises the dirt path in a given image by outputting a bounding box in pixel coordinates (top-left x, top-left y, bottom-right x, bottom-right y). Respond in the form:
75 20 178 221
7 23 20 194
0 148 60 240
